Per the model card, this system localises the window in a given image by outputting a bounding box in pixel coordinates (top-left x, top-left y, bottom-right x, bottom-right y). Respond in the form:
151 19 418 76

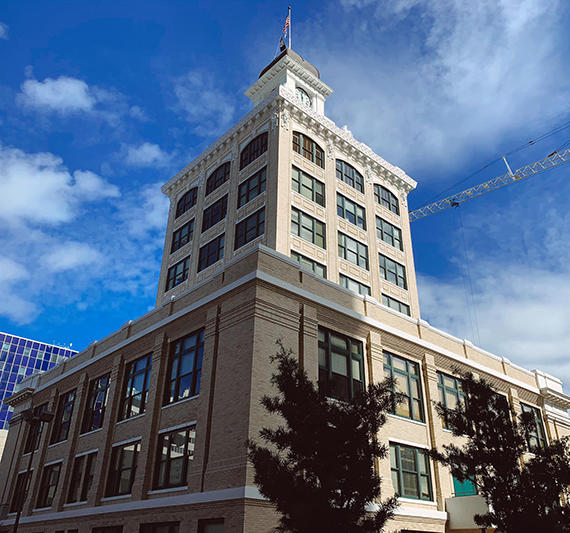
201 196 228 233
521 403 547 452
10 471 28 513
206 162 231 196
374 184 400 215
140 523 179 533
165 257 191 291
197 234 224 272
120 354 152 420
36 463 62 508
164 329 204 404
293 131 324 168
23 403 48 453
154 426 196 489
106 442 140 496
234 208 265 250
197 520 224 533
291 208 326 249
379 254 407 289
384 353 424 422
292 166 325 207
66 452 97 503
93 528 123 533
337 194 366 229
338 232 369 270
437 372 467 428
452 472 477 497
381 294 411 316
238 167 266 208
81 374 110 434
291 251 327 278
240 132 268 170
336 160 364 193
376 217 403 250
390 443 432 501
171 220 194 253
318 327 364 401
175 188 198 219
50 390 76 444
339 274 370 296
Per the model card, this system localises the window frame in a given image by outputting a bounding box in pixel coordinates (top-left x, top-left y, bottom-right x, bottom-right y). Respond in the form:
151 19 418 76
23 403 48 453
291 251 327 278
437 372 467 428
376 216 403 251
384 352 424 422
381 294 411 316
201 195 228 233
105 441 140 497
197 234 225 272
292 166 325 207
292 131 324 168
165 256 191 291
171 220 194 254
66 451 97 504
374 184 400 215
339 274 371 296
379 253 407 289
140 523 179 533
153 425 196 489
205 162 231 196
520 402 547 452
50 389 76 444
291 207 326 249
237 167 266 208
10 471 29 513
175 188 198 219
240 132 268 170
338 232 369 270
336 160 364 193
36 462 62 508
390 443 433 501
119 353 152 420
81 373 110 434
234 208 265 250
337 193 366 229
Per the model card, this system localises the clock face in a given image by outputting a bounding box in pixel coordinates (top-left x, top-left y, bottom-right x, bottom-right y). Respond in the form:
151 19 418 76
296 87 311 107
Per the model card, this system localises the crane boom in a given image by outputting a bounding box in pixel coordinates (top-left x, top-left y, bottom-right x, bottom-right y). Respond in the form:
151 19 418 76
409 148 570 222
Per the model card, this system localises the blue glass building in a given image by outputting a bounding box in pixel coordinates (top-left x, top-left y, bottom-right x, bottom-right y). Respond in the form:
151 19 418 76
0 332 77 429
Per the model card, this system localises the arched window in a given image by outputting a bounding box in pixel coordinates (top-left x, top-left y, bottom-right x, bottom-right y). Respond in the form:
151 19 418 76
206 162 231 196
293 132 324 168
240 132 268 170
336 160 364 193
176 187 198 218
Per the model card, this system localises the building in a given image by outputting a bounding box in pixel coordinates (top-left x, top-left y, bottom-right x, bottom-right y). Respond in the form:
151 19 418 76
1 48 569 533
0 333 76 459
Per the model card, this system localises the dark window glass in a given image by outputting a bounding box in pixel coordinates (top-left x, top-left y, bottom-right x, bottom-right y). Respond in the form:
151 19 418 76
164 329 204 405
291 208 326 249
234 208 265 250
336 160 364 193
197 234 225 272
390 443 432 501
81 374 110 433
382 294 411 316
384 353 424 422
50 390 76 444
205 162 231 196
140 523 179 533
318 327 364 401
171 220 194 254
202 196 228 233
93 527 123 533
376 216 403 251
176 188 198 219
67 452 97 503
154 426 196 489
437 372 467 428
23 403 48 453
290 251 327 278
379 253 407 289
197 519 224 533
165 257 191 291
292 166 325 207
374 184 400 215
338 232 369 270
293 132 324 168
337 193 366 229
240 132 268 170
36 463 62 508
10 472 28 513
238 167 266 208
521 403 547 452
106 442 139 497
339 274 370 296
120 354 152 420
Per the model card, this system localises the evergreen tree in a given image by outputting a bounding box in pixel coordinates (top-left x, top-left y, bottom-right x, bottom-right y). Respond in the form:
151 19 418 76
430 371 570 533
248 342 400 533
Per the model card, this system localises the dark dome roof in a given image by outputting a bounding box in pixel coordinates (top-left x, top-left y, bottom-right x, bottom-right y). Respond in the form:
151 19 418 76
259 49 320 79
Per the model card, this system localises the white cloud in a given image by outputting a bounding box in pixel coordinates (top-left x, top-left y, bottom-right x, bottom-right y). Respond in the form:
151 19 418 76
124 143 173 168
128 105 148 121
0 258 38 323
0 22 8 40
18 76 97 113
0 143 119 225
174 70 237 136
43 242 102 273
119 181 169 238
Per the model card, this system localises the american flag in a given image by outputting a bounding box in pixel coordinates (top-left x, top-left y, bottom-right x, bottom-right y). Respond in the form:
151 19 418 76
283 14 290 36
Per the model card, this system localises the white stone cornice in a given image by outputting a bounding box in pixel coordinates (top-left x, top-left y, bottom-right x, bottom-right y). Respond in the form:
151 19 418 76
541 387 570 410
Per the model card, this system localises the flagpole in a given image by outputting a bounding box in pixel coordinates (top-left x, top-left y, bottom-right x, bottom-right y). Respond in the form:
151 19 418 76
288 6 291 49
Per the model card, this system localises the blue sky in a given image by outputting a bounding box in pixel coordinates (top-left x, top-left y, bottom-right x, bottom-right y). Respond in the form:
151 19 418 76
0 1 569 391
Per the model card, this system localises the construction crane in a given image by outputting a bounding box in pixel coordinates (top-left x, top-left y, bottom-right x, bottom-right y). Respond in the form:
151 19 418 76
409 148 570 222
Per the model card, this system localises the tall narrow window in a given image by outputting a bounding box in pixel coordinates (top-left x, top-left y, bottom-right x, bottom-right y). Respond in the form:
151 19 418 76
176 188 198 218
384 353 424 422
338 232 369 270
36 462 62 508
293 132 324 168
337 193 366 229
10 472 28 513
292 167 325 207
81 374 110 434
240 132 268 170
379 254 407 289
520 403 547 452
164 329 204 405
197 234 225 272
67 452 97 503
437 372 467 428
23 403 48 453
336 160 364 193
171 220 194 253
120 354 152 420
318 327 364 401
390 443 432 501
154 426 196 489
238 167 266 208
201 196 228 233
376 217 403 250
50 390 76 444
165 257 191 291
106 441 140 497
234 208 265 250
291 208 326 249
374 184 400 215
205 162 231 196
